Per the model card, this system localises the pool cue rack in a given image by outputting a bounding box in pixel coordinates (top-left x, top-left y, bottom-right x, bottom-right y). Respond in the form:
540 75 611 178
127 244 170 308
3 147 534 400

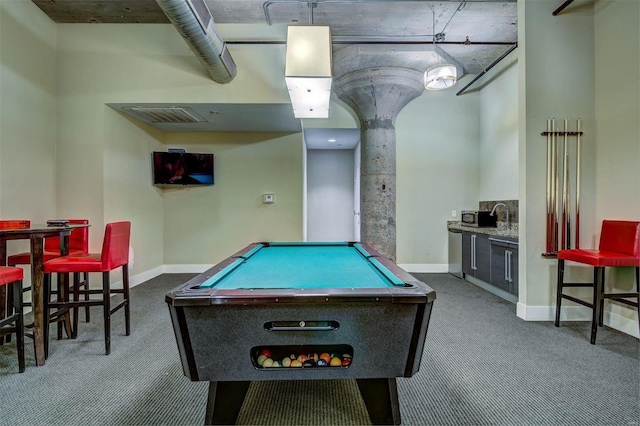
541 118 584 258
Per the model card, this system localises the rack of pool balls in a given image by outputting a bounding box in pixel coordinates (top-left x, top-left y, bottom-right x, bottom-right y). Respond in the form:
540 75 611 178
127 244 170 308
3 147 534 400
255 349 352 368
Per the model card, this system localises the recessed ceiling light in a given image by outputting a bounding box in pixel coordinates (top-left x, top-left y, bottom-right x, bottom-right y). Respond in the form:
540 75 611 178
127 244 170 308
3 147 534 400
328 139 336 143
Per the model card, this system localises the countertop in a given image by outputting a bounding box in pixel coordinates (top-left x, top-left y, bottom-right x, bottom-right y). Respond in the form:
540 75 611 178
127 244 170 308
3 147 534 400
447 220 519 240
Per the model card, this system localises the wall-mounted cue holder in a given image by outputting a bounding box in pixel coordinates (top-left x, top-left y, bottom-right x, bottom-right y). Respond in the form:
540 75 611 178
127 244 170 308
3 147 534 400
251 345 353 369
541 118 584 258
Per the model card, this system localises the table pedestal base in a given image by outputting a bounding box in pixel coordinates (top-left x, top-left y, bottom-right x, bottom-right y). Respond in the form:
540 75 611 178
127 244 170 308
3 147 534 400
204 378 401 425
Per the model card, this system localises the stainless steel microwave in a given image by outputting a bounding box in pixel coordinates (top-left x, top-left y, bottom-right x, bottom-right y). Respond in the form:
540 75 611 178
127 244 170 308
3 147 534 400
461 210 497 227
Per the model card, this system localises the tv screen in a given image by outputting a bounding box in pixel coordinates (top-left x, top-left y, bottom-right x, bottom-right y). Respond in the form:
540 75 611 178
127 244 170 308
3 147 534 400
152 152 214 185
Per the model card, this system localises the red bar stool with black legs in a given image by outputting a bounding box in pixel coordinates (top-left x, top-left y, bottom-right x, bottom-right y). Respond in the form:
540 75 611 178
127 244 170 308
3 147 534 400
0 266 26 372
43 221 131 356
0 220 30 346
8 219 91 341
556 220 640 344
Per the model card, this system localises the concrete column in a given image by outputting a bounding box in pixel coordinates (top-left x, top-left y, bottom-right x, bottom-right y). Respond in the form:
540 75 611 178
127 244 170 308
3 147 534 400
334 67 424 261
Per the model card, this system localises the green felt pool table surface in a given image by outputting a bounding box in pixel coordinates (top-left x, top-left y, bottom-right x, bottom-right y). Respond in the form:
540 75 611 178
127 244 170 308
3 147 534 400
199 242 405 290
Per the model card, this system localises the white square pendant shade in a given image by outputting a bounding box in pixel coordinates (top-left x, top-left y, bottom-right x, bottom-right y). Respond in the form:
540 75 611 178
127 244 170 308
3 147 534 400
285 26 332 118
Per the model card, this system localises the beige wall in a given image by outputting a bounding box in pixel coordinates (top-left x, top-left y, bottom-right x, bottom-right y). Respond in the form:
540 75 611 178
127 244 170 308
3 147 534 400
162 132 303 265
0 0 57 276
518 0 639 336
594 0 640 330
53 23 298 279
0 0 57 224
396 75 480 267
519 0 597 312
478 51 519 201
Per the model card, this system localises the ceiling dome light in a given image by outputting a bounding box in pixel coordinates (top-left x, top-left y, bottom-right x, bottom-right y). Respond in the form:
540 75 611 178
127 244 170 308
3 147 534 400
424 64 457 91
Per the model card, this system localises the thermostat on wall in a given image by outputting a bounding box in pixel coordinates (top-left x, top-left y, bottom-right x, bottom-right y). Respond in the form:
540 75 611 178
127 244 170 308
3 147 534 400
263 194 275 204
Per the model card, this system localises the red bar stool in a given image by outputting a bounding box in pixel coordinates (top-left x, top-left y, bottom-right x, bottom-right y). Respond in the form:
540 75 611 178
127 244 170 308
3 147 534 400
0 220 30 346
8 219 89 343
43 222 131 355
8 219 91 326
0 266 26 372
556 220 640 344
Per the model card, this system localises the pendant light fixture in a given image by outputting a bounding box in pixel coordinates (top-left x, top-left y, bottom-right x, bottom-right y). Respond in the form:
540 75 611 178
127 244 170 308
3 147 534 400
285 1 332 118
424 8 457 91
424 63 457 90
285 25 332 118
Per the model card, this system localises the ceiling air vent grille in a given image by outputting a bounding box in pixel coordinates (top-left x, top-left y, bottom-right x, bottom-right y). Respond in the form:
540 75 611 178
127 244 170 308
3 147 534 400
126 107 205 124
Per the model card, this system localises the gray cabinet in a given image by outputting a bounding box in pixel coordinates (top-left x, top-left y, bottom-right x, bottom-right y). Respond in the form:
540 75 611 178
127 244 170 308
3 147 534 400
489 237 519 295
461 232 491 282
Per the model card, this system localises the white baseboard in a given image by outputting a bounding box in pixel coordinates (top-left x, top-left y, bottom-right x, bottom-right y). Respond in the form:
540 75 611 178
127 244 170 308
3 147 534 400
398 263 448 273
111 264 209 290
517 302 639 339
163 264 213 274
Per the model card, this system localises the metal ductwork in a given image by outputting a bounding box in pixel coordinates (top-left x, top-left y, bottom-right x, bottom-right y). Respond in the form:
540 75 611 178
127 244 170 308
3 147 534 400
156 0 236 84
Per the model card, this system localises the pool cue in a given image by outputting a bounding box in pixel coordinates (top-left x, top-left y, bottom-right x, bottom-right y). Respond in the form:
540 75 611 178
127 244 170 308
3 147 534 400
561 119 569 251
546 118 553 254
575 118 581 249
552 118 559 253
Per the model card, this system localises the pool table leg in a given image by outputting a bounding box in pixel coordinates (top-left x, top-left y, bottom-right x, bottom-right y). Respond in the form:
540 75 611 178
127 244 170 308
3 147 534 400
356 378 401 425
204 380 250 425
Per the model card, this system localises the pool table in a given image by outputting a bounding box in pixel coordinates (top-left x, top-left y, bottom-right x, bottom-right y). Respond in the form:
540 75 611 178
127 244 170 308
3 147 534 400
166 242 436 425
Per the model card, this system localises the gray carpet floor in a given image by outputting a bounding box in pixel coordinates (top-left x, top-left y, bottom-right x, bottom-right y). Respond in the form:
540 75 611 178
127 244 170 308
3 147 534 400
0 273 638 425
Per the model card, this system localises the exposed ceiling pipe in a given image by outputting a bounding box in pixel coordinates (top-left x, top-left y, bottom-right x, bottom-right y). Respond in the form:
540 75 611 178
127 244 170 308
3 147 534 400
156 0 236 84
552 0 575 16
455 42 517 96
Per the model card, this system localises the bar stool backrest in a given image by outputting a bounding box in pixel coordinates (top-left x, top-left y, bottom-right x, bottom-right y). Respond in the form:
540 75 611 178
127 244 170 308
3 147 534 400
100 221 131 271
44 219 89 253
599 220 640 258
0 220 30 230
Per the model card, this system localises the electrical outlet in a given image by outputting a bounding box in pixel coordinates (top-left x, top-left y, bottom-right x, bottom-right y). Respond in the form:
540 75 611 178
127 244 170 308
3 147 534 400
452 210 457 218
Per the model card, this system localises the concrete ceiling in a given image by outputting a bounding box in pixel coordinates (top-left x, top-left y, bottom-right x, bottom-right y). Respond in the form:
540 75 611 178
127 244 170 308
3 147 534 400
32 0 519 142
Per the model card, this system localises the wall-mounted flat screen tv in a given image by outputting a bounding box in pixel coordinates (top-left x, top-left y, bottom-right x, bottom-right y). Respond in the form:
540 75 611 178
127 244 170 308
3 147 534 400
152 152 214 185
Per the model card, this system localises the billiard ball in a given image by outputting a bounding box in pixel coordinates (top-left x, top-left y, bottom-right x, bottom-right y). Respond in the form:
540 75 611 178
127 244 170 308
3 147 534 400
257 354 268 366
282 357 291 367
319 353 331 364
290 359 302 367
260 349 271 358
330 357 342 367
342 353 352 360
271 360 281 367
289 354 297 360
309 353 319 363
297 354 308 363
342 358 351 367
262 358 274 368
303 361 313 367
316 359 327 366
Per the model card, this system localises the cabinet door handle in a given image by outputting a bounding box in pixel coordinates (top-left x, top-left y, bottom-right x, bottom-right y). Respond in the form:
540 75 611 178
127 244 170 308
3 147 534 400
506 250 512 282
471 235 476 270
504 250 508 281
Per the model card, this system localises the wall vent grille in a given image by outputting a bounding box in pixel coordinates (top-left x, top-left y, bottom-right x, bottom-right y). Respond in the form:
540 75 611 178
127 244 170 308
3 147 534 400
126 107 205 123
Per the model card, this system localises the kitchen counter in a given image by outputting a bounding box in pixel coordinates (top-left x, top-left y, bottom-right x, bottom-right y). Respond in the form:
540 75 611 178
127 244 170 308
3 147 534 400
448 221 519 240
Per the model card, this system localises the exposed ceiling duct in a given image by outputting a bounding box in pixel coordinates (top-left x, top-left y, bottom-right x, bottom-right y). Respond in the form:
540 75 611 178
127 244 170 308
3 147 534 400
155 0 236 84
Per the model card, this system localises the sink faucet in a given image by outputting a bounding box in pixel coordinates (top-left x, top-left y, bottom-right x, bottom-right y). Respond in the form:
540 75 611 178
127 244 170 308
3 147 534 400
490 202 509 225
